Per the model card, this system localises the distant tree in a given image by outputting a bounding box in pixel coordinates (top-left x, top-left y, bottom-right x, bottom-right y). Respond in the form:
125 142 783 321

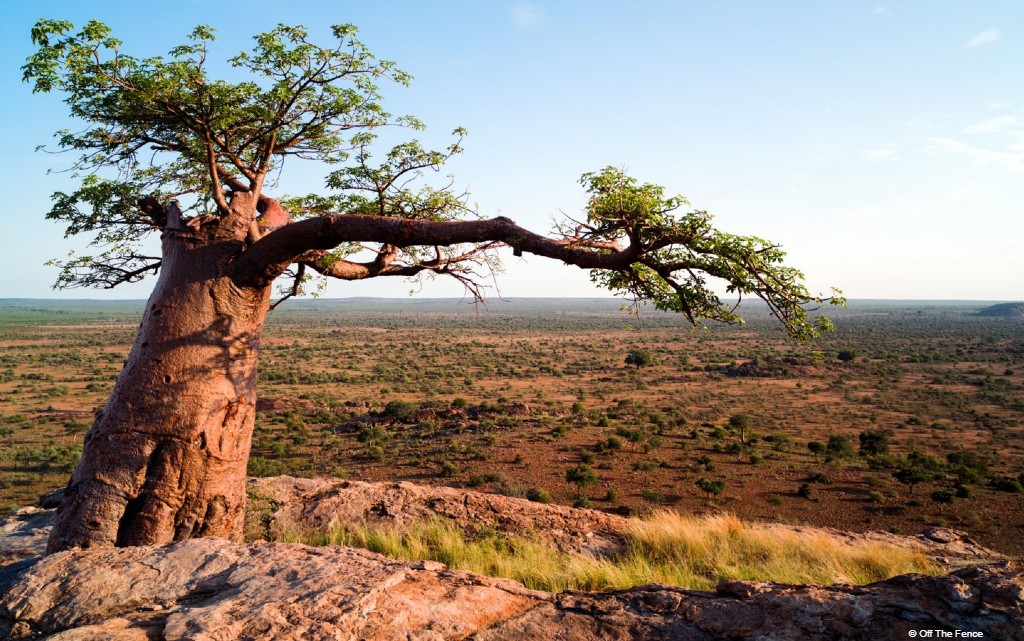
566 464 598 497
946 451 989 485
696 477 725 501
382 400 419 422
893 466 932 495
728 413 753 445
807 441 826 462
625 348 655 369
893 452 944 495
26 19 841 553
858 429 892 456
825 434 855 461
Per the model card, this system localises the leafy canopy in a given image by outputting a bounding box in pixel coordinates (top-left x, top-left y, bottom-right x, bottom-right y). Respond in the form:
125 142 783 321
24 19 458 289
574 169 843 339
24 19 842 338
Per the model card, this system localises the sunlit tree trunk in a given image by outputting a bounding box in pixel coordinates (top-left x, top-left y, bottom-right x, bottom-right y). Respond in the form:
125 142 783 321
47 227 271 551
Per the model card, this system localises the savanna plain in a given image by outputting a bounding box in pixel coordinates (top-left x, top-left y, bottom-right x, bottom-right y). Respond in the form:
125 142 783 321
1 297 1022 568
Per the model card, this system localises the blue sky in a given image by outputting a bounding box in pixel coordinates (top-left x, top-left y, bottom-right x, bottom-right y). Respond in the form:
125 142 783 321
2 1 1022 301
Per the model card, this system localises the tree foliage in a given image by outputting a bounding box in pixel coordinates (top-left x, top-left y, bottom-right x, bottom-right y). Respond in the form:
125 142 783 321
24 19 842 336
728 413 753 444
624 348 654 369
695 477 725 500
565 464 598 496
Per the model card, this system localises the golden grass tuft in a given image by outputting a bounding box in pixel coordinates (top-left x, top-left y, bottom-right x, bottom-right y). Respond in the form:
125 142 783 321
278 510 939 593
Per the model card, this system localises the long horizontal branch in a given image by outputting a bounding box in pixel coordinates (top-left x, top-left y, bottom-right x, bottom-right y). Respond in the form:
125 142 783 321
231 215 648 288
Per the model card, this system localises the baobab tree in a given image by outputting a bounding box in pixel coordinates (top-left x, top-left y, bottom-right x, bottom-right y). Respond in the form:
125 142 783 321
24 20 841 552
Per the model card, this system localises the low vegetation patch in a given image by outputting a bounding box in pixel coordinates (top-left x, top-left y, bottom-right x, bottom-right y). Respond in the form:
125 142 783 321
273 511 938 592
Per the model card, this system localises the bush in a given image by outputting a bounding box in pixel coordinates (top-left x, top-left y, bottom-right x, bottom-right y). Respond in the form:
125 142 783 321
993 477 1024 494
438 461 461 478
247 456 282 476
356 423 389 443
602 436 624 452
526 488 553 504
825 434 855 461
625 348 654 369
858 429 892 456
566 464 598 494
641 489 666 504
616 426 644 442
807 441 825 460
695 477 725 499
467 475 486 487
797 482 813 499
382 400 419 421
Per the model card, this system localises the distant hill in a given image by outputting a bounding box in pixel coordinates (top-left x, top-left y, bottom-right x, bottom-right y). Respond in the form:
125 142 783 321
977 303 1024 318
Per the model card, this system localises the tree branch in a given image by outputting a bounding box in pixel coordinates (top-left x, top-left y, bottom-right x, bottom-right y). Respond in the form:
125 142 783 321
231 215 645 288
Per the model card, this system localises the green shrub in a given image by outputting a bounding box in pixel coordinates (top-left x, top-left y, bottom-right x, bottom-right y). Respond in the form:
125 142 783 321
438 461 461 478
526 488 553 504
641 489 666 504
382 400 419 421
566 464 598 495
993 477 1024 494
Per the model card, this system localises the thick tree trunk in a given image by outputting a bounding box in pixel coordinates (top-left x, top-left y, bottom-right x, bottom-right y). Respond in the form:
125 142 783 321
47 228 271 552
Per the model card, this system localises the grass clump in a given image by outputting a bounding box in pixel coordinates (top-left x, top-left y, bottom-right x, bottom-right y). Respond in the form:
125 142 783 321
276 510 938 592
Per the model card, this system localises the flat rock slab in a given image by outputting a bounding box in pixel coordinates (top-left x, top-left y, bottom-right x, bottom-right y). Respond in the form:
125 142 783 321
0 539 1021 641
0 508 53 567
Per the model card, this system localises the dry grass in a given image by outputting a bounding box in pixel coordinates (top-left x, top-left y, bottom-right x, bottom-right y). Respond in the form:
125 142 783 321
278 510 939 592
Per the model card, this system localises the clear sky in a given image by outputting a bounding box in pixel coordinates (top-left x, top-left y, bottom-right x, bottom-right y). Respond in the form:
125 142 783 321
2 1 1022 301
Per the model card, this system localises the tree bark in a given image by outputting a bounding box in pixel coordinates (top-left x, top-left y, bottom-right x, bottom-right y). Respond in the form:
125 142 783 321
47 225 271 552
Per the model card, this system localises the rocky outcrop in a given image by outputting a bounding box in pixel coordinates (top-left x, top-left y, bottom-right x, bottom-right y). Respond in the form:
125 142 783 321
1 478 1020 640
247 476 629 556
247 476 1002 568
0 539 1020 640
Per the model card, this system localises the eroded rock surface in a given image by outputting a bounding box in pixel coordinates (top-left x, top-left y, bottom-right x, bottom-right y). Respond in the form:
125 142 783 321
0 539 1020 640
247 476 1003 568
1 478 1019 640
0 507 53 566
247 476 629 556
